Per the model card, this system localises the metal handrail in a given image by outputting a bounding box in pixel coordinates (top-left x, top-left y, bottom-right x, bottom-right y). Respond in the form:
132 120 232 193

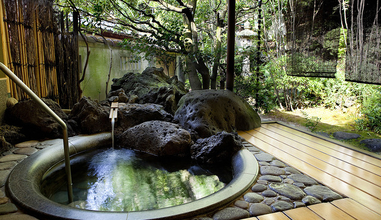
0 62 73 203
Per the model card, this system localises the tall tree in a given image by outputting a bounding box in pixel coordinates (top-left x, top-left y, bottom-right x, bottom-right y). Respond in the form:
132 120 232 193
56 0 261 90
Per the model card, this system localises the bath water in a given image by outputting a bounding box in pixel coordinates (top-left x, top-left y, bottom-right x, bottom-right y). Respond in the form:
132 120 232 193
45 148 228 212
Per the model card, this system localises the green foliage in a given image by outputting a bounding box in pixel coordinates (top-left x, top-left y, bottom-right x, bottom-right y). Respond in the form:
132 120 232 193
301 111 321 132
356 87 381 134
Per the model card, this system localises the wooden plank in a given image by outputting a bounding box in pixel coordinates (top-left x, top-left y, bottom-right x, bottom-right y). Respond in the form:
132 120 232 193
263 124 381 173
308 203 356 220
331 198 381 220
284 207 323 220
268 123 381 167
259 125 381 185
257 212 290 220
245 129 381 198
239 131 381 215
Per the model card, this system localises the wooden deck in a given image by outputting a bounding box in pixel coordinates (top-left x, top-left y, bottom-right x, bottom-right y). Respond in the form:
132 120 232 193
238 122 381 220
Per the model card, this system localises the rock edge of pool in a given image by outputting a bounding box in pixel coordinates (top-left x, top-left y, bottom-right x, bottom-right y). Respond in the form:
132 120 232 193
6 133 259 220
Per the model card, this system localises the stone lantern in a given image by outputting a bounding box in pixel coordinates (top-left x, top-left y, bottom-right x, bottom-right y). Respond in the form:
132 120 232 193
236 20 257 76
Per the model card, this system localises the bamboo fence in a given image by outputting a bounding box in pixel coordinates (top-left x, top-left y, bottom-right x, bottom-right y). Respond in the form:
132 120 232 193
1 0 79 108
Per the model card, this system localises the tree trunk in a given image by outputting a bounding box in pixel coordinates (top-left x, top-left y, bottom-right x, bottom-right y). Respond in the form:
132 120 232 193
211 25 222 90
186 57 202 90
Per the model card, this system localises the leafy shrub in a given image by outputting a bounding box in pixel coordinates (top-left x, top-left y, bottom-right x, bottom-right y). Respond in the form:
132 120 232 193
356 87 381 134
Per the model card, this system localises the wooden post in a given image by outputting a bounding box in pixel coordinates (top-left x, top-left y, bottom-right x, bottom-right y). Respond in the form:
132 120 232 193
226 0 235 91
255 0 262 111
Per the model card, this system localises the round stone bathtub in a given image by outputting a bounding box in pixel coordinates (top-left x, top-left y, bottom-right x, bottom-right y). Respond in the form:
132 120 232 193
6 133 259 220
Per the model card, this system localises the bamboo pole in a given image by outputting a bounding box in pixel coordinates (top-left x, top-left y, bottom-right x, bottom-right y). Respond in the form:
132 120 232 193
18 0 28 99
0 0 11 94
34 6 42 97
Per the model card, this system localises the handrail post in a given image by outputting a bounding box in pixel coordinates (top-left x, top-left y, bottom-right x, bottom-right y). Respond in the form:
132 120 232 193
0 62 73 203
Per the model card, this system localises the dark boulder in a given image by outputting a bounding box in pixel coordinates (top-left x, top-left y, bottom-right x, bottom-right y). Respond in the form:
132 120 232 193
191 131 243 166
107 88 129 103
333 131 361 140
174 90 261 138
109 67 187 114
117 120 192 157
0 136 12 154
70 97 111 134
360 139 381 152
115 103 173 136
5 98 74 139
0 124 26 145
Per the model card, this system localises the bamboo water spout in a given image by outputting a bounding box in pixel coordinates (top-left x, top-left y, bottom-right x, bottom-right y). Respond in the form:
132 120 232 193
0 62 73 203
109 102 118 149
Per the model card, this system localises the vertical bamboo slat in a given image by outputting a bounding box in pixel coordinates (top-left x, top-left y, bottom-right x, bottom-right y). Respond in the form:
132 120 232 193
0 0 11 94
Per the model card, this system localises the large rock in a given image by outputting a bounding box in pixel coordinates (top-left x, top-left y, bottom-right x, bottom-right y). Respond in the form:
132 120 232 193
333 131 361 140
115 103 173 136
174 90 261 138
5 98 73 139
0 136 12 155
190 131 243 166
110 67 187 114
360 139 381 152
117 121 192 157
0 124 26 145
70 97 111 134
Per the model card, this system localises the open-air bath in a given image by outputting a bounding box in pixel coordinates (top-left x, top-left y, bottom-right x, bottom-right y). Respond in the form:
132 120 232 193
6 133 258 219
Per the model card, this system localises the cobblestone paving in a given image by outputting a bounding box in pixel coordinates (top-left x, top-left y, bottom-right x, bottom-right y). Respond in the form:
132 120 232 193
0 138 344 220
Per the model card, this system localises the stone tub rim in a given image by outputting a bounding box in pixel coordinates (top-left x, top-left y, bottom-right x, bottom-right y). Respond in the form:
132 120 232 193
6 133 258 220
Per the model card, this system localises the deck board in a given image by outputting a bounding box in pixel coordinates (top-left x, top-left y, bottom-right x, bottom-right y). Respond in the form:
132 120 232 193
308 202 356 220
258 125 381 186
238 122 381 217
241 128 381 198
268 123 381 167
331 198 381 220
263 124 381 175
283 207 323 220
256 212 291 220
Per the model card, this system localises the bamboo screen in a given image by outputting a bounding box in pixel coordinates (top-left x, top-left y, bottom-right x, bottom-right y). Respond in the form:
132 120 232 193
286 0 341 78
345 0 381 84
2 0 58 100
1 0 79 108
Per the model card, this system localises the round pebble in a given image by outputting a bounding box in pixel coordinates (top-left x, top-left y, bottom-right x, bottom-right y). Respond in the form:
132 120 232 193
263 198 275 206
270 160 286 168
271 201 293 212
285 167 301 174
251 184 267 192
212 207 250 220
288 174 318 186
249 203 272 216
293 201 306 208
255 153 274 162
302 195 321 205
269 183 306 200
259 175 282 182
234 200 249 209
14 140 39 148
260 166 285 175
244 192 264 203
262 189 277 197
